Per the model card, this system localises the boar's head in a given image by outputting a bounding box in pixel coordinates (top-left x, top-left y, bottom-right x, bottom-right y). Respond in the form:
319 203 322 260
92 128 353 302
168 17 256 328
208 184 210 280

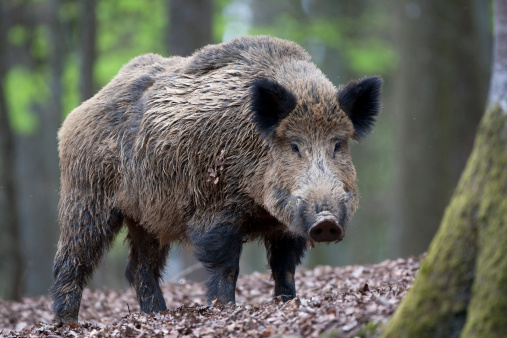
250 73 382 243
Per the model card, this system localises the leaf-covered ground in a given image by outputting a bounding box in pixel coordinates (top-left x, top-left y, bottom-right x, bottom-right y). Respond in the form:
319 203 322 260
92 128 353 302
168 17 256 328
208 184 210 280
0 256 420 337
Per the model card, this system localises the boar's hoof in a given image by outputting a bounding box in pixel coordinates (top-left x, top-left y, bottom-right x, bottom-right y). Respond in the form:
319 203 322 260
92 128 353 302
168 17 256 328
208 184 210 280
309 214 344 242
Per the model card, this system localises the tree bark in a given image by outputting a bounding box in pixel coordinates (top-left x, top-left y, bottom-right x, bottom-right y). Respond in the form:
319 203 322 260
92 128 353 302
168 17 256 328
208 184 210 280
0 1 24 301
391 0 491 258
168 0 213 57
18 0 62 296
383 1 507 336
79 0 96 102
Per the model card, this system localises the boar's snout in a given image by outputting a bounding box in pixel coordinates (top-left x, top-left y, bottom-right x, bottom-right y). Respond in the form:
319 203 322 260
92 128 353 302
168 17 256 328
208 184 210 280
308 211 344 242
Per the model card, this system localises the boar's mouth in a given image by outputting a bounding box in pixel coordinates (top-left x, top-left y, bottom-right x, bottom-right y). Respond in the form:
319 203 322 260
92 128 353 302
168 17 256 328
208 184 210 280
308 211 345 243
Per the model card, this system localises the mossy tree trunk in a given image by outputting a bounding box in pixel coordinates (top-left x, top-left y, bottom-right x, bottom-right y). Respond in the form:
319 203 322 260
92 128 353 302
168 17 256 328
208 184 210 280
383 1 507 337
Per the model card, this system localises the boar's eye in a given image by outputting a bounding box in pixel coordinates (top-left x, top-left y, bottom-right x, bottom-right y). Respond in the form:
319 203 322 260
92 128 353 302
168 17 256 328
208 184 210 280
333 142 342 157
291 143 301 156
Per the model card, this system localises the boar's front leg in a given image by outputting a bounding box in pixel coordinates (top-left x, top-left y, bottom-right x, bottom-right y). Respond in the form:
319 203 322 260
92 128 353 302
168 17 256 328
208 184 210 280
190 225 243 304
265 234 307 302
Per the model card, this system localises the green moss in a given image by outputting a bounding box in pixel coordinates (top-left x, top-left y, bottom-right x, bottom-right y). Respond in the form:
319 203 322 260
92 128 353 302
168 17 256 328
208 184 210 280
356 320 381 337
461 107 507 337
382 106 507 338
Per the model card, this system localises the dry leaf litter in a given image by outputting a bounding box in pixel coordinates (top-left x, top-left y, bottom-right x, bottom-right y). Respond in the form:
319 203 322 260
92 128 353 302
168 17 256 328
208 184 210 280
0 256 421 337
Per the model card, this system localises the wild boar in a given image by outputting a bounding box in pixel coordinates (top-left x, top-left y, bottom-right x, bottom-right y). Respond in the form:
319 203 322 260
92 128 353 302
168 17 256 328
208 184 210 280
51 35 382 324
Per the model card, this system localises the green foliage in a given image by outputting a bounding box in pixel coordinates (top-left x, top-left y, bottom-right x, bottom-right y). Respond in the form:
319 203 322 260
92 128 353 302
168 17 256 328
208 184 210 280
8 25 29 47
95 0 166 86
250 13 343 46
5 66 47 134
5 0 170 127
58 0 79 22
248 7 397 76
62 55 79 117
344 40 397 75
31 25 50 61
213 0 232 43
5 0 397 133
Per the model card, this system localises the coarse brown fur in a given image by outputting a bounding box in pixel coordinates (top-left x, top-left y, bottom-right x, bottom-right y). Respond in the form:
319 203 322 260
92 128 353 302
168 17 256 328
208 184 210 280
52 36 382 324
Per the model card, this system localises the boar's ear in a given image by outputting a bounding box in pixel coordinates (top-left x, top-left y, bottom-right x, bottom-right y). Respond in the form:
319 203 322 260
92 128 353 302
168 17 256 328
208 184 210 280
338 76 383 140
250 78 297 139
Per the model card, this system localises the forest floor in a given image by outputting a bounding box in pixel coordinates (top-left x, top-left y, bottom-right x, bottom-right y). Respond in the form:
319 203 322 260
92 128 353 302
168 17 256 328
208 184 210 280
0 256 421 337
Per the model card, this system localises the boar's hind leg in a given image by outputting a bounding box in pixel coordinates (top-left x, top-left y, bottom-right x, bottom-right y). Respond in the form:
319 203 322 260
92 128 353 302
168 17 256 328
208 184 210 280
51 201 123 325
190 225 243 305
125 219 169 313
265 234 307 302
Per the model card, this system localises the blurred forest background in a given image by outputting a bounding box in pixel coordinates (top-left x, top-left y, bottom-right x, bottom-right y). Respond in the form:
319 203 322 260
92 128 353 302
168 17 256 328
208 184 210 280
0 0 492 300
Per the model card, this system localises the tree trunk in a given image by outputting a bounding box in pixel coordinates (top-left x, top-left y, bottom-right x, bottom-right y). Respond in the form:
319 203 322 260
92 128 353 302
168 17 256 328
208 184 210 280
17 0 62 296
391 0 491 258
383 1 507 336
79 0 96 102
168 0 213 57
0 1 24 301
